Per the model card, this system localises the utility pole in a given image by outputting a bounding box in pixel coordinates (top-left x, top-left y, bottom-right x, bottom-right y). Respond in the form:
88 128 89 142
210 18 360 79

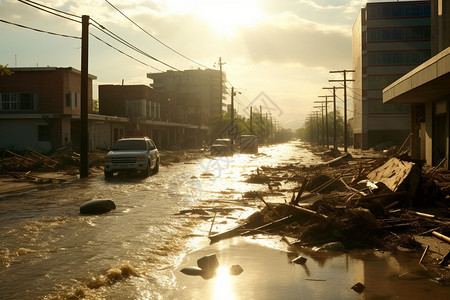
329 70 355 152
323 86 343 150
317 95 331 148
313 104 325 146
249 106 253 135
259 105 263 143
231 87 235 142
217 57 226 119
80 15 89 178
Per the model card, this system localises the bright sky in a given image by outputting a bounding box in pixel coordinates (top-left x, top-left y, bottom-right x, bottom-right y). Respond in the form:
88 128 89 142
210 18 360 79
0 0 400 129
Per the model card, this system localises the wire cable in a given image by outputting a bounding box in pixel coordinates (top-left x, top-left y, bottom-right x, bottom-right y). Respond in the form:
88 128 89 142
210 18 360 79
104 0 209 69
18 0 81 23
90 33 163 71
90 18 180 71
0 18 80 39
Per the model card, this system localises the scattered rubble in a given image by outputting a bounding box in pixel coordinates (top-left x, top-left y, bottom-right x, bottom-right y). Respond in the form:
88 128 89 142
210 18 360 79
180 253 244 279
208 146 450 281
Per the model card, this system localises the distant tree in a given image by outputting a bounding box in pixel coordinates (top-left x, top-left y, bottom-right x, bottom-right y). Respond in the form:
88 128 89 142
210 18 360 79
0 65 13 76
298 110 344 146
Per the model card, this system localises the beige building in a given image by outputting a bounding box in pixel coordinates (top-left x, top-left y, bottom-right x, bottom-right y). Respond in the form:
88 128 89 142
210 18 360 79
147 69 225 126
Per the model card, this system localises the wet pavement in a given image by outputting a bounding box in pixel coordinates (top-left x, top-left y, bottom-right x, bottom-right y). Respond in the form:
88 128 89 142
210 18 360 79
0 141 449 299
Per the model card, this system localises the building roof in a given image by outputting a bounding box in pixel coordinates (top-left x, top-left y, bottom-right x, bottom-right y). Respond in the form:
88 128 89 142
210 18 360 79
383 46 450 104
8 67 97 80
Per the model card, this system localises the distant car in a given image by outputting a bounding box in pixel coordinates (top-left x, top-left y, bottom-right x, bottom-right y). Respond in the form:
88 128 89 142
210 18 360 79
104 137 160 178
210 138 234 156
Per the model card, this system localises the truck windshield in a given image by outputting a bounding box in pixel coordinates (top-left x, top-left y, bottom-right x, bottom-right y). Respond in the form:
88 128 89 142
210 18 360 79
112 140 147 151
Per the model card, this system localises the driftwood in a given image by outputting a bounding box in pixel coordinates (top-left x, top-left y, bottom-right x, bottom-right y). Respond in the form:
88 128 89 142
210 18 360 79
290 178 309 206
240 213 305 236
255 192 282 219
209 223 254 244
26 148 59 165
5 150 35 163
419 245 429 264
432 231 450 244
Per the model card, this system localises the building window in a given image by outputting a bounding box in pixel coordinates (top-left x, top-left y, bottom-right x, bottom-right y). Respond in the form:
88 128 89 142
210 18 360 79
368 50 431 65
20 93 33 110
368 4 430 19
38 125 51 142
1 93 17 110
1 93 36 111
66 93 71 107
367 27 431 42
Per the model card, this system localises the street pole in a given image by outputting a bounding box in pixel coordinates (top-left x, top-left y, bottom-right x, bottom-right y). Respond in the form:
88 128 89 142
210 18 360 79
259 105 263 143
313 105 324 146
231 87 235 142
218 57 225 120
80 15 89 178
249 106 253 135
329 70 355 153
323 86 343 150
318 96 331 148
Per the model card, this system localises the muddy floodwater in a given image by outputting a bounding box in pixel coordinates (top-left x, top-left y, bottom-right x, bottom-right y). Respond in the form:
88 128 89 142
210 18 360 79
0 141 448 299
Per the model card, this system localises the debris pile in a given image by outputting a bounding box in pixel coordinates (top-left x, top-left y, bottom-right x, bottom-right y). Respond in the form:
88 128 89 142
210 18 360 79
210 148 450 279
0 148 104 184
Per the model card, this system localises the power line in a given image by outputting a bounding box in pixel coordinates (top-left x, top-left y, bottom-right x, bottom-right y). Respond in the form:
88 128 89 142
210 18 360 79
90 19 180 70
104 0 208 69
0 18 80 39
18 0 180 71
18 0 81 23
90 33 163 71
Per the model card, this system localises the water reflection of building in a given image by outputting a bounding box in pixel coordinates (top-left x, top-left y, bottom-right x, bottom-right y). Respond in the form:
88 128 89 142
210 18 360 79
352 1 432 149
383 0 450 169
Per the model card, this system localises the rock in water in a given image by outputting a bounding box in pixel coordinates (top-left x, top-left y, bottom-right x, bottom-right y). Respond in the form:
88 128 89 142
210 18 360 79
351 282 365 294
197 254 219 273
229 265 244 275
80 199 116 215
180 267 203 276
292 256 307 264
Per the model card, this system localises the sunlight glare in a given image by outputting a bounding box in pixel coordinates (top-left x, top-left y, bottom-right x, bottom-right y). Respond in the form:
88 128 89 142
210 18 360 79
169 0 263 35
213 267 236 300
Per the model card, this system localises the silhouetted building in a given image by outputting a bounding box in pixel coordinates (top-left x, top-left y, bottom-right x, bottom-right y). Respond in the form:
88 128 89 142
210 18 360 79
352 1 431 149
147 69 225 126
383 0 450 169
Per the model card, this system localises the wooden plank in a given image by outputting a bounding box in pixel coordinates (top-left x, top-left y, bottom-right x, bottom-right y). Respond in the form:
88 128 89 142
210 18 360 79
432 231 450 244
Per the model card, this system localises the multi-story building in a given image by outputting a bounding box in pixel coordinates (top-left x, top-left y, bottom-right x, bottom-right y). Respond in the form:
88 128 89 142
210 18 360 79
352 1 431 149
0 67 108 152
383 0 450 168
99 84 207 149
147 69 225 126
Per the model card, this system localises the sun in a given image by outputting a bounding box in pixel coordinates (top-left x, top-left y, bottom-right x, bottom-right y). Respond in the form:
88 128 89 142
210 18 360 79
169 0 264 36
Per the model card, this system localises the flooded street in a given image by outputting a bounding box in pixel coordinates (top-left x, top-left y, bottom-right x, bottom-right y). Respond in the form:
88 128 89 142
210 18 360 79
0 142 448 299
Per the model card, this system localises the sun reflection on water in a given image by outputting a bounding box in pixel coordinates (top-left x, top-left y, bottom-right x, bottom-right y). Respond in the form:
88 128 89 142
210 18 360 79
213 267 236 300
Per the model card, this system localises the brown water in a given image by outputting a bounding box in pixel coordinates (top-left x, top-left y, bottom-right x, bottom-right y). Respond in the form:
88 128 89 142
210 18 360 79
0 141 448 299
173 237 450 299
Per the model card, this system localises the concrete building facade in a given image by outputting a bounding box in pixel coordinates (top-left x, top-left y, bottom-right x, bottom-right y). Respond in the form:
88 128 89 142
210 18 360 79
383 0 450 169
99 84 206 149
147 69 225 126
0 67 102 152
352 1 431 149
